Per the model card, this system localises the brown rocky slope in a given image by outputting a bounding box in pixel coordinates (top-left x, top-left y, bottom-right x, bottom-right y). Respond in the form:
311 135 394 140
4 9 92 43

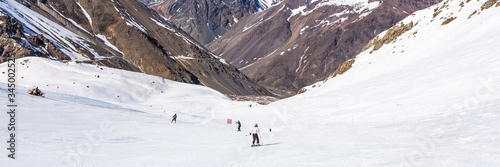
142 0 283 45
0 0 271 96
208 0 441 96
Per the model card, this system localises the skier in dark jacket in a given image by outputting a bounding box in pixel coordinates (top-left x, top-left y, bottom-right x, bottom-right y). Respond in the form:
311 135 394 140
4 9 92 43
236 120 241 131
35 87 41 95
171 113 177 123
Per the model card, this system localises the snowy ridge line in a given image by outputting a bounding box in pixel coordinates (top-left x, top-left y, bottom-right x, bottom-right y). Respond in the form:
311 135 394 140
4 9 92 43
257 0 284 11
288 5 306 21
242 15 264 32
126 17 147 33
49 4 91 34
75 1 92 26
151 17 175 32
240 48 279 70
47 3 107 59
18 37 46 55
167 51 228 65
114 0 226 65
175 32 204 50
169 55 194 60
148 1 166 8
159 14 174 24
295 47 309 73
289 0 380 21
208 52 229 65
113 1 147 33
243 4 285 32
96 34 124 56
171 27 228 65
299 25 309 35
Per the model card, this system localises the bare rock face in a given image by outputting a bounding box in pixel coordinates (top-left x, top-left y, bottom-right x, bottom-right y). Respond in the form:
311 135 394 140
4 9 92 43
143 0 283 45
30 34 71 60
328 59 356 79
0 0 272 96
363 22 415 52
0 14 69 61
481 0 498 9
208 0 441 97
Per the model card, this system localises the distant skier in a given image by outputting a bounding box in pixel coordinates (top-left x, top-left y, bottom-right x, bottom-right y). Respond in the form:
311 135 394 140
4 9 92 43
35 87 41 95
250 124 260 146
236 120 241 131
171 113 177 123
29 86 44 96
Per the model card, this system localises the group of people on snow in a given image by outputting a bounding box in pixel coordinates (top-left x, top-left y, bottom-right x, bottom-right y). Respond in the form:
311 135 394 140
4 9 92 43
168 114 261 146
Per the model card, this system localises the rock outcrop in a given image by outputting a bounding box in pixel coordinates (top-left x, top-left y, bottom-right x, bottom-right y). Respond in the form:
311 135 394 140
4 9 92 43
0 14 69 61
362 22 415 53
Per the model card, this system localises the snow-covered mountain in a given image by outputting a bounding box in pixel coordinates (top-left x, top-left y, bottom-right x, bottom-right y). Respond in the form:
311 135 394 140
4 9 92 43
1 0 499 166
0 0 272 96
0 0 126 62
302 0 500 93
140 0 166 7
207 0 441 96
257 0 282 11
143 0 284 44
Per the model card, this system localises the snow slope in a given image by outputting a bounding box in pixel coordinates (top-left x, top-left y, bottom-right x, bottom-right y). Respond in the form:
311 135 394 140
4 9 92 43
1 0 500 166
0 58 258 166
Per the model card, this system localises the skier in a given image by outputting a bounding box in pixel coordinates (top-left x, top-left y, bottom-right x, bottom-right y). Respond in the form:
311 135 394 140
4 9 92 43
236 120 241 131
35 87 41 95
250 124 260 146
171 113 177 123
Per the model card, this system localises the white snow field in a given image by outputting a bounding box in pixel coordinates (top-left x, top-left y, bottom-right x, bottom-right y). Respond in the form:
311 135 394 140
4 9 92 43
1 0 500 166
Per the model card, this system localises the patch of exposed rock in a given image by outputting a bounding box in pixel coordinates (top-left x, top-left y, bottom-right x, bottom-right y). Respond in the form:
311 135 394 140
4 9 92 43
226 94 280 105
362 21 415 53
0 14 69 61
297 59 355 95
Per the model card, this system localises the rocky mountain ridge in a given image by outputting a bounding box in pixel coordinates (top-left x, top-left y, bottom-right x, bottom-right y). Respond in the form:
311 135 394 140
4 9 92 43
0 0 271 96
208 0 442 96
143 0 284 44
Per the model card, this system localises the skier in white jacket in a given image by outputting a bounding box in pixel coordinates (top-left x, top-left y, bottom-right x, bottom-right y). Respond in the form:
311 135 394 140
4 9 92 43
250 124 260 146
